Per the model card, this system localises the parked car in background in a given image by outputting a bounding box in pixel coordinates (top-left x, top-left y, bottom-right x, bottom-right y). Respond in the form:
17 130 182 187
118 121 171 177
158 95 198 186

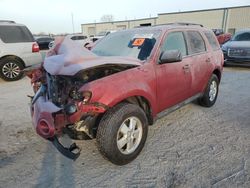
68 34 91 47
35 36 54 50
222 29 250 66
26 23 224 165
48 34 91 49
212 29 231 45
0 20 42 81
91 30 116 42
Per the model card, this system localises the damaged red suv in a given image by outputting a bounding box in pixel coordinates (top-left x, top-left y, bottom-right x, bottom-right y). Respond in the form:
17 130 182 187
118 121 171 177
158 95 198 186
26 23 224 165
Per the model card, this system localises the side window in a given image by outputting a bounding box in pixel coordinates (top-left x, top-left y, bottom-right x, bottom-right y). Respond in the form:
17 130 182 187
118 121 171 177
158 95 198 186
204 31 220 50
71 36 77 40
161 32 187 56
78 35 87 40
0 26 34 43
186 31 206 55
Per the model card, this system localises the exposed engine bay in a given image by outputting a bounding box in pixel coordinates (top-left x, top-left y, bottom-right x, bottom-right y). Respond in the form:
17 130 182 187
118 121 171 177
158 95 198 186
46 64 136 140
47 64 135 108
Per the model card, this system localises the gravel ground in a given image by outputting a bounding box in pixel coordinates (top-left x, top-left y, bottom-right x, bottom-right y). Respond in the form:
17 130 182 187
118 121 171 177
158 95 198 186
0 67 250 188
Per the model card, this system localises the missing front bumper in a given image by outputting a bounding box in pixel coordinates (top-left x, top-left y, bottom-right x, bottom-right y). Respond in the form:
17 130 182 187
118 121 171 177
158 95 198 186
48 137 81 160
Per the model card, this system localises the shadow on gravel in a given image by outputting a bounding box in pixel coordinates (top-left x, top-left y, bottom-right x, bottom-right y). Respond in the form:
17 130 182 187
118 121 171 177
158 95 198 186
34 140 75 188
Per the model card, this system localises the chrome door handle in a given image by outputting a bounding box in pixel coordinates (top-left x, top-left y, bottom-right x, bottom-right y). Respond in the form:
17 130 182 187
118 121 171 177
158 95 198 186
206 58 211 63
183 64 190 70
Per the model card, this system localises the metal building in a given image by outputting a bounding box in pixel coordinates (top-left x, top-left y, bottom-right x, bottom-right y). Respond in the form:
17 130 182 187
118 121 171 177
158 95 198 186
81 5 250 36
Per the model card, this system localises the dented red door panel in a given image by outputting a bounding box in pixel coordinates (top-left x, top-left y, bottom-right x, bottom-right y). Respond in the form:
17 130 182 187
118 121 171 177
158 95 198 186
155 59 191 112
188 53 211 95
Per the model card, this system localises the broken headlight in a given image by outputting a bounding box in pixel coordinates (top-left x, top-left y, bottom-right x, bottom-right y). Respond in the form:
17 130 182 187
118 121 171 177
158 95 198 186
82 91 92 104
69 87 83 100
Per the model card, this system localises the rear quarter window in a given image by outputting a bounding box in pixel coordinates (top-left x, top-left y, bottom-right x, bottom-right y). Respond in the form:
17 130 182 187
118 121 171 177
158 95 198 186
0 25 34 43
204 31 220 50
185 31 206 55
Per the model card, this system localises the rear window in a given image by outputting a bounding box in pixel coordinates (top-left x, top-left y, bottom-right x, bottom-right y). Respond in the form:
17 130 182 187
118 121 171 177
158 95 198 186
0 25 34 43
204 31 220 50
186 31 206 55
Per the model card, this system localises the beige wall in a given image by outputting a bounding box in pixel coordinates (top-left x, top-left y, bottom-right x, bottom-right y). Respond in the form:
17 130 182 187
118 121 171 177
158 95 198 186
81 18 157 36
226 7 250 32
157 10 224 29
81 6 250 36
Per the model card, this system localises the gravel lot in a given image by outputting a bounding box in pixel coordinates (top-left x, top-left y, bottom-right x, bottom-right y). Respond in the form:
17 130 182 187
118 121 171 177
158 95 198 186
0 67 250 188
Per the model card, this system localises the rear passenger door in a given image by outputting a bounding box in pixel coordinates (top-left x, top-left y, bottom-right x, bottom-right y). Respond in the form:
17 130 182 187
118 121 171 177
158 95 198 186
184 31 211 95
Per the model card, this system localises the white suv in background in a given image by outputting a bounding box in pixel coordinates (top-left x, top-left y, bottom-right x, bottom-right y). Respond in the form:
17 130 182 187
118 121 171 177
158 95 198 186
0 20 42 81
48 34 92 49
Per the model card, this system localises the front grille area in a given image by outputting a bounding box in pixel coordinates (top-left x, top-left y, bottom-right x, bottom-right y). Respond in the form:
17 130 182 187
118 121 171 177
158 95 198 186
228 48 250 58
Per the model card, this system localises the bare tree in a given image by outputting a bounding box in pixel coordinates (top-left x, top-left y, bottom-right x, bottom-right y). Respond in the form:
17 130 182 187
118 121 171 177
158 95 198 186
100 14 114 22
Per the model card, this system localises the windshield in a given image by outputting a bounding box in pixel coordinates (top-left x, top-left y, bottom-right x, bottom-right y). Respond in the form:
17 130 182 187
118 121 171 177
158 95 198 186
232 31 250 41
92 30 161 61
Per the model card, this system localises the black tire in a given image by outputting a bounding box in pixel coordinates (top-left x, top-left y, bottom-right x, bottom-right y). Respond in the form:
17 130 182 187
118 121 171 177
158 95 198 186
96 103 148 165
199 74 219 107
0 57 24 81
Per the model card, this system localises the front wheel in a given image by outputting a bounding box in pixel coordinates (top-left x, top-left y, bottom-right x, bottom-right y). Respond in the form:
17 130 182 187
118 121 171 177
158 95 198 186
199 74 219 107
0 57 24 81
96 103 148 165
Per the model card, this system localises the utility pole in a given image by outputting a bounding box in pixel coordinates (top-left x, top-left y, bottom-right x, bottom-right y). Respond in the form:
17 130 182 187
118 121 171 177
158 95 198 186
71 13 75 34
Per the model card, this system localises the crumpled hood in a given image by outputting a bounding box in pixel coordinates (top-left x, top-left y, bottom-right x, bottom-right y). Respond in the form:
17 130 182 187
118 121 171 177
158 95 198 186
222 41 250 49
43 36 142 76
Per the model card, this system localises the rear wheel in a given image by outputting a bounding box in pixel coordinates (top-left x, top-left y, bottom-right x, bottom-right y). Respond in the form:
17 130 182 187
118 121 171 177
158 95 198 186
199 74 219 107
0 57 24 81
96 103 148 165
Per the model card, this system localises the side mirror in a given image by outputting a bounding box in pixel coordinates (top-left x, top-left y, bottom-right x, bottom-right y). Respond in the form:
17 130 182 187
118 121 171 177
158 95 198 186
159 50 182 64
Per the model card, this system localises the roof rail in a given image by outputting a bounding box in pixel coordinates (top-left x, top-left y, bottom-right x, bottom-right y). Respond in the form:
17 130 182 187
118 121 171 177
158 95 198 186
155 22 203 27
0 20 16 23
168 22 203 27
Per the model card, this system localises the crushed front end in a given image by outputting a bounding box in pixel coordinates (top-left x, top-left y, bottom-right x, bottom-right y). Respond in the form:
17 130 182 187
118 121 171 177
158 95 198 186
28 68 108 160
26 37 140 160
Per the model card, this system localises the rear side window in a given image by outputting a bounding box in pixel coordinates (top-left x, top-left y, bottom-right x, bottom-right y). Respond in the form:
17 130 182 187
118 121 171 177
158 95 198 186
0 25 34 43
204 31 220 50
161 31 187 56
186 31 206 55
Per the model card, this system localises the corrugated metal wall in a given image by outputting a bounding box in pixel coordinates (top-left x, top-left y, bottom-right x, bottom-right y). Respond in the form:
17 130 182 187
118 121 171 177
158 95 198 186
226 7 250 32
157 10 224 29
81 6 250 36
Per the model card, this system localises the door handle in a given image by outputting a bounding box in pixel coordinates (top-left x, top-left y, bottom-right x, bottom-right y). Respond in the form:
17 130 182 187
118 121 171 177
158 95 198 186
206 58 211 63
183 64 190 70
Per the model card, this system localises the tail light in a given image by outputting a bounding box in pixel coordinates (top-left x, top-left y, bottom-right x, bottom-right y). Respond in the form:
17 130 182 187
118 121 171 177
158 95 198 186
32 42 40 52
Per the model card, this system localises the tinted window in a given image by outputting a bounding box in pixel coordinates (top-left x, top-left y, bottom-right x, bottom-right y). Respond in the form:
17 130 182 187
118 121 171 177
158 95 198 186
186 31 206 54
204 31 220 50
78 35 87 40
0 25 34 43
92 30 161 61
71 35 87 40
71 36 78 40
232 32 250 41
36 37 53 42
161 32 187 56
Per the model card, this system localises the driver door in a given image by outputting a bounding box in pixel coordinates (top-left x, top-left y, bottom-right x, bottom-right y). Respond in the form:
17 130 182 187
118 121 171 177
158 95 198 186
155 31 192 113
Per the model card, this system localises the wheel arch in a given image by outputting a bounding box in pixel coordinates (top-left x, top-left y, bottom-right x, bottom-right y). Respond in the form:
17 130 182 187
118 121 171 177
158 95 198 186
212 68 222 82
0 55 26 68
121 96 154 125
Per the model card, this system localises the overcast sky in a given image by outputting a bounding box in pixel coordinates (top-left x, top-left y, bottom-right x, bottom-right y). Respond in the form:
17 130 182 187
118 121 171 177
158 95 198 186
0 0 249 34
